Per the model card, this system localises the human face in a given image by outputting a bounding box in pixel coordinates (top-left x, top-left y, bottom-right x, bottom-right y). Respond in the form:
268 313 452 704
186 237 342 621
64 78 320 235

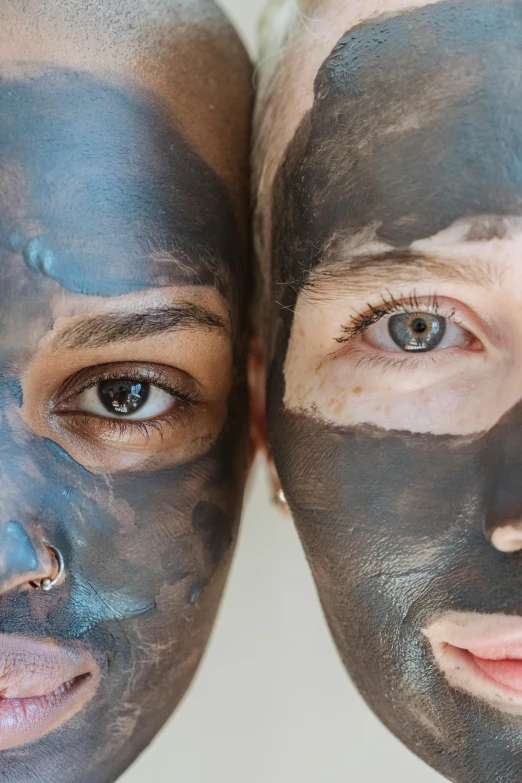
0 10 251 782
262 1 522 779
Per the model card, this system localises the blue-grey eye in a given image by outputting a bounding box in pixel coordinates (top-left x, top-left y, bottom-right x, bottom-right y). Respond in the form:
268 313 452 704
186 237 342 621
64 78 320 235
98 380 150 415
388 312 446 352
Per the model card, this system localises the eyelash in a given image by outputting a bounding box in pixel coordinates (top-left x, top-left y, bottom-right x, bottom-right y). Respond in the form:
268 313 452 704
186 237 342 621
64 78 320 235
336 291 453 343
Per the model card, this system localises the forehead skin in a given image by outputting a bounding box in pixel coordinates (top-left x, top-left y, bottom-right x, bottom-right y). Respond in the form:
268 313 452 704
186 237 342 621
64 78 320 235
1 0 252 229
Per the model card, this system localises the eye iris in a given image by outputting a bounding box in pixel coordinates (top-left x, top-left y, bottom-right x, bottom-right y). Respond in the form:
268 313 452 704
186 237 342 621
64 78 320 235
98 380 150 415
388 312 446 352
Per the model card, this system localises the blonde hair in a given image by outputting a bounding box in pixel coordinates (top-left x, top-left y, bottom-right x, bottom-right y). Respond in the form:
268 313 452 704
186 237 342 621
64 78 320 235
253 0 302 343
253 0 324 345
257 1 301 92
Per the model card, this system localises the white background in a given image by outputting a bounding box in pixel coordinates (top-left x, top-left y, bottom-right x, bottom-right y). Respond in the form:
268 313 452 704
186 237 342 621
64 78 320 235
121 3 442 781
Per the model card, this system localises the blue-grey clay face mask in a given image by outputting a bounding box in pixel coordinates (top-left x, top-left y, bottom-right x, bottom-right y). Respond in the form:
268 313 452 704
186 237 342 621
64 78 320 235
0 2 252 780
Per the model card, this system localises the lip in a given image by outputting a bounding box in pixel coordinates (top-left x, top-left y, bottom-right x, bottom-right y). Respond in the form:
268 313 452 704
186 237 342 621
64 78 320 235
423 611 522 715
0 634 100 750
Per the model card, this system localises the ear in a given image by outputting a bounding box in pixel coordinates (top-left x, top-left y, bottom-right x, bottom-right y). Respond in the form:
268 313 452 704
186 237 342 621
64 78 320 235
248 334 290 513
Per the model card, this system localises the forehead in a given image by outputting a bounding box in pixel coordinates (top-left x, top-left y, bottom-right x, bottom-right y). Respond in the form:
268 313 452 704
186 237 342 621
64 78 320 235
1 0 252 216
0 67 243 298
272 0 522 285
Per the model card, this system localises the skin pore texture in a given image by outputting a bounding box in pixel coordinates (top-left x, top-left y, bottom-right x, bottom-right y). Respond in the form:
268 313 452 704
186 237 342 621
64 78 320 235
0 2 251 781
257 0 522 780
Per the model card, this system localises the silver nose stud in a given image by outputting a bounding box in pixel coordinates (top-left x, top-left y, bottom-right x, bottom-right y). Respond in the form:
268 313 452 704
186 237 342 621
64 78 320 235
30 545 65 592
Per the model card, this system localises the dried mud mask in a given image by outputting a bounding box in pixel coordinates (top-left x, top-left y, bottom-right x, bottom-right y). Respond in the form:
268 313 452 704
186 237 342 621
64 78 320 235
0 65 250 783
267 1 522 780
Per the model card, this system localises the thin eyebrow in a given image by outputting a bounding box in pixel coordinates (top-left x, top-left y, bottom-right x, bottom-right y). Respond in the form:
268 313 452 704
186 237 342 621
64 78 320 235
54 303 229 350
303 249 501 298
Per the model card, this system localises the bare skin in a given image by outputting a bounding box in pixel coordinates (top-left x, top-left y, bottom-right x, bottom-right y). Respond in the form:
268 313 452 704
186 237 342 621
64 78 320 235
254 0 522 780
0 2 252 781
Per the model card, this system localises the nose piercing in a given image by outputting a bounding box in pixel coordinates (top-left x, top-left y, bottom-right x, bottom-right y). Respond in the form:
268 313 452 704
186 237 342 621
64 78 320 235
30 545 65 592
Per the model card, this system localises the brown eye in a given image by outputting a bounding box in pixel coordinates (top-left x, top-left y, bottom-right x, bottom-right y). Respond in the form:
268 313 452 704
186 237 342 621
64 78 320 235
98 380 150 415
388 313 446 352
73 378 176 420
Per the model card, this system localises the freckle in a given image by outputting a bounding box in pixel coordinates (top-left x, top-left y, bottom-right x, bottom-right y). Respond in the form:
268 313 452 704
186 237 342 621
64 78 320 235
328 397 336 408
375 406 381 412
334 400 345 416
352 386 363 395
385 405 391 415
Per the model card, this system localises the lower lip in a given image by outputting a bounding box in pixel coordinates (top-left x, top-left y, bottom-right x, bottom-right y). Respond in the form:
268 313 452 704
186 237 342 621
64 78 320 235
466 650 522 696
438 643 522 712
0 673 95 751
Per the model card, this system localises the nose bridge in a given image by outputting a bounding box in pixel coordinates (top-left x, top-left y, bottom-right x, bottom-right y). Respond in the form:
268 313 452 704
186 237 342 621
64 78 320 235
0 519 54 594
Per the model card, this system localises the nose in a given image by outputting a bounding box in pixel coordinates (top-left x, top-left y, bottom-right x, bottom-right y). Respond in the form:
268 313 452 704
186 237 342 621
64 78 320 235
0 520 55 594
490 520 522 553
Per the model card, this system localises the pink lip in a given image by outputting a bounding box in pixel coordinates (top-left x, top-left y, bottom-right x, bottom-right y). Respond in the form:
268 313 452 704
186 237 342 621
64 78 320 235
0 635 100 750
423 612 522 714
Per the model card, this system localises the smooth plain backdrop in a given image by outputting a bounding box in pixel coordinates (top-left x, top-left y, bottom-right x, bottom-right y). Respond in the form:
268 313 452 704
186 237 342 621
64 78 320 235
121 3 443 781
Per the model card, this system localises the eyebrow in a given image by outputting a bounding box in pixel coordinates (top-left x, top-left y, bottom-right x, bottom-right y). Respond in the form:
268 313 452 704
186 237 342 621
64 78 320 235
303 248 501 299
54 303 229 350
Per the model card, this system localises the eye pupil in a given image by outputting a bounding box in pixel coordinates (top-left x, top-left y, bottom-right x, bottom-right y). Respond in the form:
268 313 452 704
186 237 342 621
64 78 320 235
98 380 150 415
388 312 446 352
411 317 428 334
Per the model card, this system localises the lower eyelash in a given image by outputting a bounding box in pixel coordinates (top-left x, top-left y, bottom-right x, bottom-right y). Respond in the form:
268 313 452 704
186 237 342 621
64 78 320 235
347 346 444 374
64 404 195 443
337 291 444 343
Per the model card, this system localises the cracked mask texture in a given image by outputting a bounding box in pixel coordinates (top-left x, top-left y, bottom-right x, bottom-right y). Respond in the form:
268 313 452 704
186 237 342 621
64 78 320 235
267 1 522 780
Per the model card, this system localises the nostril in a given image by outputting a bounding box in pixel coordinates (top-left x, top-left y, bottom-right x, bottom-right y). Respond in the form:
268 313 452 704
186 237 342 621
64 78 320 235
490 521 522 553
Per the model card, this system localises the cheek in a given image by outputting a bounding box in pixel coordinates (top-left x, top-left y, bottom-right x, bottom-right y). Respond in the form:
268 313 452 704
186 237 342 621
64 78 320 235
268 407 491 625
62 461 236 614
0 430 237 628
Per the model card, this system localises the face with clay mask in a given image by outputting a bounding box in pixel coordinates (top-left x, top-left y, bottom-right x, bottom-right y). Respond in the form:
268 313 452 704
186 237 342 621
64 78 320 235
0 1 251 781
255 0 522 779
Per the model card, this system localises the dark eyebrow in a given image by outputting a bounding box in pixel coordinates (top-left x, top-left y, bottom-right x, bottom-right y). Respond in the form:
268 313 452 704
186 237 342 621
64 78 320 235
55 303 229 350
303 248 500 299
